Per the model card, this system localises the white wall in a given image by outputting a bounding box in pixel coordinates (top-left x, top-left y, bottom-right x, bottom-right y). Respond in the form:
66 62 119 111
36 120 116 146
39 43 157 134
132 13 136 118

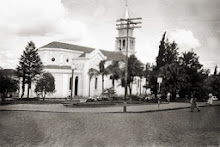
33 47 148 99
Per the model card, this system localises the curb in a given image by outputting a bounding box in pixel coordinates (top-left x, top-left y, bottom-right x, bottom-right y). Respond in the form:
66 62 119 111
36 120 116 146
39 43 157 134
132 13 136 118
0 104 219 114
125 104 220 113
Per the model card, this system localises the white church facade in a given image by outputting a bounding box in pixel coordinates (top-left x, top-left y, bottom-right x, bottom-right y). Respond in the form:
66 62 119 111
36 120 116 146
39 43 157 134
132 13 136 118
20 5 146 98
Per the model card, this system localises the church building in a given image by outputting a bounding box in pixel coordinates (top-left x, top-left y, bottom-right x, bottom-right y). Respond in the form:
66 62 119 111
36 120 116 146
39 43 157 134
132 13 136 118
21 5 145 98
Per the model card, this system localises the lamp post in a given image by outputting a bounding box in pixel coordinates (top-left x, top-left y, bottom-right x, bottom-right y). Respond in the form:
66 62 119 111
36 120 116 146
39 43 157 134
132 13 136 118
70 64 75 101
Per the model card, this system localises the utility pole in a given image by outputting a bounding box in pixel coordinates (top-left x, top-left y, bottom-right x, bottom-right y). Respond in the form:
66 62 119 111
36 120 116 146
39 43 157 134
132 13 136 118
116 17 142 112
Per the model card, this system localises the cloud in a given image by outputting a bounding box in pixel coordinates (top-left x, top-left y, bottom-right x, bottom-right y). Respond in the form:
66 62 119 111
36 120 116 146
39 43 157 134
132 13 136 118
0 0 87 41
167 29 201 51
0 0 88 69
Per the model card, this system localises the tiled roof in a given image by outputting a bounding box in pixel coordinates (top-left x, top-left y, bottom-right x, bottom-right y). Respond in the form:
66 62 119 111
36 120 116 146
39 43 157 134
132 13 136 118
39 41 94 54
100 49 125 61
39 41 125 61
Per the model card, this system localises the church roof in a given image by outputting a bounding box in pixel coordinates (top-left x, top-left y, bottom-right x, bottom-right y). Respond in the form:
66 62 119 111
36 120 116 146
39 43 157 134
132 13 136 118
39 41 125 61
40 41 94 54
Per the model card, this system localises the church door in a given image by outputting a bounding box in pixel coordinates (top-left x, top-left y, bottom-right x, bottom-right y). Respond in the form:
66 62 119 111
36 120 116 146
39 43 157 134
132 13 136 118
75 77 78 96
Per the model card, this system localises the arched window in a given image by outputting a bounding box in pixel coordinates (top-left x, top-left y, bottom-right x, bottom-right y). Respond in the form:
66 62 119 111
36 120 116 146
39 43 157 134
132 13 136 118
123 40 126 47
130 40 133 50
69 77 72 90
95 77 98 90
75 77 78 96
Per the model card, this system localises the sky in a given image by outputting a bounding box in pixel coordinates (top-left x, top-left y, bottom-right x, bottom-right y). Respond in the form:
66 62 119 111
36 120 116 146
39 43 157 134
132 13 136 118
0 0 220 73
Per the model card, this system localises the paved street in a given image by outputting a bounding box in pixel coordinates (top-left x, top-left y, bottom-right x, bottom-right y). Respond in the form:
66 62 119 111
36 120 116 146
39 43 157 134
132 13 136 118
0 101 220 113
0 106 219 146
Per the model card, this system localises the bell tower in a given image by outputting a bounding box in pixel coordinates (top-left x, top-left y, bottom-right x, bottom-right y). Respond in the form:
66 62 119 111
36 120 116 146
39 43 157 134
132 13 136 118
115 4 136 56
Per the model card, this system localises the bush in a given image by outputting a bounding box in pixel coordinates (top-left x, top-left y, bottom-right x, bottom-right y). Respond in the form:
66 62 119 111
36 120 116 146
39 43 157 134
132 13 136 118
129 95 144 101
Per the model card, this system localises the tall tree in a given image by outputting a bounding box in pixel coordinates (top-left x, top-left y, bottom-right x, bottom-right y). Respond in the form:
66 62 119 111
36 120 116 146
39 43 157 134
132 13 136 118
16 52 27 98
153 32 179 97
156 33 178 69
214 65 218 75
88 68 99 97
156 32 166 69
35 72 55 100
16 41 43 98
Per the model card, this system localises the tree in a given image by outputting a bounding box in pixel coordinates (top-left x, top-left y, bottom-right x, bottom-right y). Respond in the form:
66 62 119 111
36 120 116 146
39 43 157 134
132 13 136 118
98 60 109 93
0 75 18 102
179 50 202 70
106 61 122 88
88 68 99 97
16 52 27 98
35 72 55 100
16 41 43 98
164 41 179 64
156 32 167 69
126 55 144 95
179 50 206 99
159 63 187 100
214 65 218 75
153 32 179 97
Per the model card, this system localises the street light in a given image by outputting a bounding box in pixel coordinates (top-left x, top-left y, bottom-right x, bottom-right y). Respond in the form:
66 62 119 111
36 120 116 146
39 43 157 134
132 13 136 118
70 64 75 101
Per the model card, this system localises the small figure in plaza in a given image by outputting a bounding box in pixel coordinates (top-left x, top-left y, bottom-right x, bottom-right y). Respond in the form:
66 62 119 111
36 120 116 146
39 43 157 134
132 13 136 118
207 93 213 105
190 94 200 112
166 92 171 103
158 95 161 109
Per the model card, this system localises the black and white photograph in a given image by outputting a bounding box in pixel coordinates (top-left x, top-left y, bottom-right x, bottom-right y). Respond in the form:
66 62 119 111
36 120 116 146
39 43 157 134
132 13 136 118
0 0 220 146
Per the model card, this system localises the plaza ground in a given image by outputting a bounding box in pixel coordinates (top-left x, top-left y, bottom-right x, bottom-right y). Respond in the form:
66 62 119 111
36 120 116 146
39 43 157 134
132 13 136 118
0 100 220 113
0 106 219 146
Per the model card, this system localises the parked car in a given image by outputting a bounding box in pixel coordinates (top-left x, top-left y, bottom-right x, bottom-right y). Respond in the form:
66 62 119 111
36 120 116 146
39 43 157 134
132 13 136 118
212 96 218 101
144 96 153 100
86 97 97 102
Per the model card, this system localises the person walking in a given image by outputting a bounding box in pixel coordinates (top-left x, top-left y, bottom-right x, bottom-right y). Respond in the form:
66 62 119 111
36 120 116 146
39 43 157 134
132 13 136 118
158 95 161 109
166 92 171 103
190 94 200 112
207 93 213 105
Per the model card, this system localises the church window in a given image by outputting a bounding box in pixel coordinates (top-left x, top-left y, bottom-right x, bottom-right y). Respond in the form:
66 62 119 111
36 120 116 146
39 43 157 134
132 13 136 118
51 58 55 62
69 77 72 90
123 40 125 47
66 59 69 62
130 40 133 50
95 77 98 90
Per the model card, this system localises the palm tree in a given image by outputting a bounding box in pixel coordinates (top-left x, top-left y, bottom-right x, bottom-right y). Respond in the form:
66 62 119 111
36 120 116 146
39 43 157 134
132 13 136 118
127 55 144 95
88 68 99 97
99 60 109 93
106 61 122 89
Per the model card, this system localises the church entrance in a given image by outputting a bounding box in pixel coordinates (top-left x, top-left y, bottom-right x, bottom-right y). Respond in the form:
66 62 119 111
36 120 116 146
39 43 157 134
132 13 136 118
75 77 78 96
